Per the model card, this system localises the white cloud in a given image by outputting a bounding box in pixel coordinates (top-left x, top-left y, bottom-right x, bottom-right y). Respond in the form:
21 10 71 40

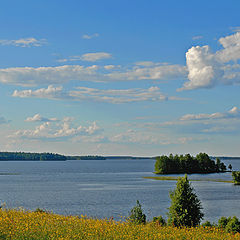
180 106 240 121
82 33 99 39
12 85 65 99
104 65 118 70
2 65 101 86
13 85 185 104
0 38 47 47
13 118 100 140
70 86 169 103
81 52 112 62
180 32 240 90
107 64 187 81
57 52 112 63
25 114 58 122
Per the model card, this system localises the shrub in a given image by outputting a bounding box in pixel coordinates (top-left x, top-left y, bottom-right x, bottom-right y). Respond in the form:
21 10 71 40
225 216 240 233
128 200 146 224
152 216 166 226
232 171 240 185
201 221 214 227
218 216 231 229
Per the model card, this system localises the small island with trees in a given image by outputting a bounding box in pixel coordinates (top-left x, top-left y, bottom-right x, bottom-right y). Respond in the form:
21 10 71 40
155 152 227 174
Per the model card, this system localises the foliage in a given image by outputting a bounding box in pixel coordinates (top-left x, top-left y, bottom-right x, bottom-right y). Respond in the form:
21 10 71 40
0 152 66 161
128 200 146 224
0 209 239 239
155 153 226 174
218 216 240 233
228 164 233 171
201 221 215 227
232 171 240 184
218 216 231 228
152 216 166 226
167 175 204 227
225 216 240 233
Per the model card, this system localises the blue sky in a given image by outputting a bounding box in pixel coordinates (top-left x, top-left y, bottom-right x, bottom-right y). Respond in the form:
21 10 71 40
0 0 240 156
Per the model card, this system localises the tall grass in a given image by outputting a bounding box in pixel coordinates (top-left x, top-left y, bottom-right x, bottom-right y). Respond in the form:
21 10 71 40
0 209 238 239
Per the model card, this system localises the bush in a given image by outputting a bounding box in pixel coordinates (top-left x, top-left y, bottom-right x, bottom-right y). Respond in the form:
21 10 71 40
152 216 166 226
232 171 240 185
225 216 240 233
218 216 231 229
128 200 146 224
201 221 214 227
218 216 240 233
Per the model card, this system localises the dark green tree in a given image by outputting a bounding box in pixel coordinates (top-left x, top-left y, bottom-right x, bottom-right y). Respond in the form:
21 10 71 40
167 175 204 227
128 200 146 224
228 164 232 171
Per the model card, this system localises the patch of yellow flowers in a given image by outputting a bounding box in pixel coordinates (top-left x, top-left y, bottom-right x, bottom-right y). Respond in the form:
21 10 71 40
0 209 239 239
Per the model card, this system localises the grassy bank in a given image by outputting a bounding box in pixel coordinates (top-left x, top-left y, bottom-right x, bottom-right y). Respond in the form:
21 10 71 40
143 176 233 183
0 209 239 239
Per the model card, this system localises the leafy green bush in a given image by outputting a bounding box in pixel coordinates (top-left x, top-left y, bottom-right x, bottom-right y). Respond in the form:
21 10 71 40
152 216 166 226
218 216 231 228
128 200 146 224
225 216 240 233
232 171 240 185
218 216 240 233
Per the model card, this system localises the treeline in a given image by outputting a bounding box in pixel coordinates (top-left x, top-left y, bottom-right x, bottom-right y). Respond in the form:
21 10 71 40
155 152 227 174
0 152 67 161
67 155 106 160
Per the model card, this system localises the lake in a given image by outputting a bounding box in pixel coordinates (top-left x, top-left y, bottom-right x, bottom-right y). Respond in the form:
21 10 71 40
0 158 239 223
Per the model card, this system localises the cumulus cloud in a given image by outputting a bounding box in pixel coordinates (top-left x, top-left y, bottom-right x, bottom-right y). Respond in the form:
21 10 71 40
25 114 58 122
82 33 99 39
180 106 240 121
13 85 185 104
0 38 47 47
13 118 100 140
180 32 240 90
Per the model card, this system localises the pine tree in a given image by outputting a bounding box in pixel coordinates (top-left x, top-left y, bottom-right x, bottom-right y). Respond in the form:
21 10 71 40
167 175 204 227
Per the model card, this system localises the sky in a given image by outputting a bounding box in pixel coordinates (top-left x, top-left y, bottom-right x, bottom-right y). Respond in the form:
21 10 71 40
0 0 240 156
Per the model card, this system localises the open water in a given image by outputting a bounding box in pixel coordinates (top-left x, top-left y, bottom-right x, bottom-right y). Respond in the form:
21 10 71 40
0 158 239 223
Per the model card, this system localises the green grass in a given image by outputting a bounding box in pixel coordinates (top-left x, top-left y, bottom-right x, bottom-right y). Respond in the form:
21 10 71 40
143 176 233 183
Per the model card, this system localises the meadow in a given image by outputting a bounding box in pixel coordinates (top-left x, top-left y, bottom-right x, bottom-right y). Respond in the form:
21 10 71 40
0 209 239 240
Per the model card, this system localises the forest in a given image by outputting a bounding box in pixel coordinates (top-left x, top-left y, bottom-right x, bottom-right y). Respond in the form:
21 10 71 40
155 152 227 174
0 152 67 161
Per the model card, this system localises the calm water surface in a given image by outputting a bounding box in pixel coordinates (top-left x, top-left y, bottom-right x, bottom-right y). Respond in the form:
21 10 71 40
0 159 239 222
